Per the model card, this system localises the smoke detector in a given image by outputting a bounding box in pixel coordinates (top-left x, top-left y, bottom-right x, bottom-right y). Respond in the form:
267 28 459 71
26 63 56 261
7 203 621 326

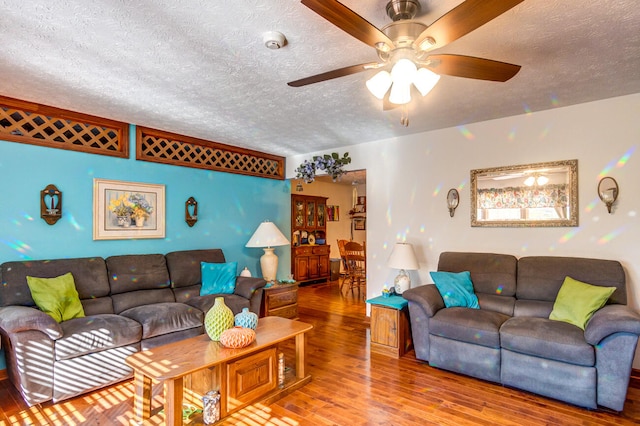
263 31 286 49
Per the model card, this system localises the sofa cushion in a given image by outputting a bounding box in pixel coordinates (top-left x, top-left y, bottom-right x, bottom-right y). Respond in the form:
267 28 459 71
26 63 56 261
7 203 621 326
106 254 170 295
437 252 517 297
106 253 175 313
500 316 594 366
186 294 250 315
430 307 510 348
201 262 237 295
513 299 553 318
550 276 616 330
166 249 226 289
517 256 625 304
26 273 85 323
1 257 111 313
56 314 142 361
430 271 479 309
120 302 203 339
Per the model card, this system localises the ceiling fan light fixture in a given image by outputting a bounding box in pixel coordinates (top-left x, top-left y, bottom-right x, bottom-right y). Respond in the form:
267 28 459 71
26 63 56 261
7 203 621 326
391 58 417 82
413 68 440 96
389 80 412 105
366 70 393 100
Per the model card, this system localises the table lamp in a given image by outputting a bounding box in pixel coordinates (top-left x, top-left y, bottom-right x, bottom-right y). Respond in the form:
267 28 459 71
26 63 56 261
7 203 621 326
246 221 290 282
387 242 419 294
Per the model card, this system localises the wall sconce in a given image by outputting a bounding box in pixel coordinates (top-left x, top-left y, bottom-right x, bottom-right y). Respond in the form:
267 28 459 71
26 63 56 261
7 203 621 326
41 184 62 225
185 197 198 227
598 177 619 214
446 188 459 217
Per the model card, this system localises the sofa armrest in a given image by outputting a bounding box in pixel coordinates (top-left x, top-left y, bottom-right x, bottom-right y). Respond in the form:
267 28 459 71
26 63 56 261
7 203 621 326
584 304 640 345
402 284 445 318
234 276 267 300
0 306 63 340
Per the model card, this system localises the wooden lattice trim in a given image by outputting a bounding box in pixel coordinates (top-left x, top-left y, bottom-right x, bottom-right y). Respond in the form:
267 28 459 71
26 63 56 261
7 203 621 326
136 126 285 180
0 96 129 158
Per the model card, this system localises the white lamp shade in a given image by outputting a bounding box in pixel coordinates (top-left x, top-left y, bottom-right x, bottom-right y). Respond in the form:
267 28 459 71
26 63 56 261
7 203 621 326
387 243 419 270
388 81 412 105
246 221 289 282
245 221 289 248
391 58 417 82
413 68 440 97
366 70 392 100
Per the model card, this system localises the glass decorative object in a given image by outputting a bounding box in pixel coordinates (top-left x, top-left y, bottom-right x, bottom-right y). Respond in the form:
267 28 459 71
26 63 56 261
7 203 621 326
278 352 285 388
202 390 221 424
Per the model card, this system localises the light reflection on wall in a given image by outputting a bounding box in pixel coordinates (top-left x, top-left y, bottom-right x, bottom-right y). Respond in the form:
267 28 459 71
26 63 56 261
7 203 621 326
598 227 625 245
1 239 33 259
456 125 475 140
558 229 579 244
584 197 599 213
432 183 442 197
597 146 635 180
66 213 84 231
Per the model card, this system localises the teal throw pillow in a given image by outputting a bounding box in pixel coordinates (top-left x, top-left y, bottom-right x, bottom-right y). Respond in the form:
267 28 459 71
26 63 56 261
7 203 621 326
201 262 238 295
26 272 85 323
549 276 616 330
430 271 480 309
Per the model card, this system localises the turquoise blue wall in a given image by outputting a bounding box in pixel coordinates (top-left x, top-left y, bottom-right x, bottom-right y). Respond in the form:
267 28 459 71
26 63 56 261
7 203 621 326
0 124 291 371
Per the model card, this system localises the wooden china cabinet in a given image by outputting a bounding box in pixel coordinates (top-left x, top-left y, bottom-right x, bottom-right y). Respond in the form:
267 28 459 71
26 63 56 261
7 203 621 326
291 195 330 283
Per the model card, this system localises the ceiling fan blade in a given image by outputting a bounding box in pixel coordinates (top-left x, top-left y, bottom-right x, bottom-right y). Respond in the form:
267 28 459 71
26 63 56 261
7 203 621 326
427 54 521 82
301 0 394 50
288 62 380 87
415 0 525 51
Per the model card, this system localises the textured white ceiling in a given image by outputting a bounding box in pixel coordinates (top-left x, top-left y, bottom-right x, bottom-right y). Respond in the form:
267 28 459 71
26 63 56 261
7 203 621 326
1 1 639 157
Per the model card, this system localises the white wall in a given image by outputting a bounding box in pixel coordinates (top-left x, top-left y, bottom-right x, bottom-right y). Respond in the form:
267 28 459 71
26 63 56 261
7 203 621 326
287 93 640 367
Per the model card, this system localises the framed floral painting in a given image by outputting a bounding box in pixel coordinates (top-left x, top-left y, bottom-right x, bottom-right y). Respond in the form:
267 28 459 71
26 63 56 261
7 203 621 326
93 178 165 240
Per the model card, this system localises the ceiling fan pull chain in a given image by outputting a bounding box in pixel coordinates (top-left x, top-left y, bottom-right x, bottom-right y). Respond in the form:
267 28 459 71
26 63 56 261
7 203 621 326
400 105 409 127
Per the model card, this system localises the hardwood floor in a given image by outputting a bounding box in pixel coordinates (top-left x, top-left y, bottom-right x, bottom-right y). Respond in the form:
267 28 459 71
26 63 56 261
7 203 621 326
1 279 639 425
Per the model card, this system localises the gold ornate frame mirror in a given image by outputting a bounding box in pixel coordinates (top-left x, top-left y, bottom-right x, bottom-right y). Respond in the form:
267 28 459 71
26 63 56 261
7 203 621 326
471 159 578 227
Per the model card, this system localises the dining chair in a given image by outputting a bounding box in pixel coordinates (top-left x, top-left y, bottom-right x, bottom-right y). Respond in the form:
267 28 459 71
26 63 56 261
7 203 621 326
342 241 366 294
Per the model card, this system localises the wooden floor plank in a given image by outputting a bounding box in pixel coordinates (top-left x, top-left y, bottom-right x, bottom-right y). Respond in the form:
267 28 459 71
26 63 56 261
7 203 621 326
1 279 639 425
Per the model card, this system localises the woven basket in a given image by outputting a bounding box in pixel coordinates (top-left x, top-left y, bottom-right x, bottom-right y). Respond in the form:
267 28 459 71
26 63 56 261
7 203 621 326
219 326 256 349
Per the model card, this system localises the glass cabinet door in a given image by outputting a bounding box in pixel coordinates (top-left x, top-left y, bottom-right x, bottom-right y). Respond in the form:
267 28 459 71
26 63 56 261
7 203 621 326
306 201 315 228
317 203 326 228
294 200 305 229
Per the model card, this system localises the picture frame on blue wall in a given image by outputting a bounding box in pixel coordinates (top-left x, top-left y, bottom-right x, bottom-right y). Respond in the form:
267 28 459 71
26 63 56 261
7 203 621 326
93 178 165 240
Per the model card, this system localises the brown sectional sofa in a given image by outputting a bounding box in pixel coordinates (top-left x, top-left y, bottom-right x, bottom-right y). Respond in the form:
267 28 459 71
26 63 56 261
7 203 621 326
0 248 266 406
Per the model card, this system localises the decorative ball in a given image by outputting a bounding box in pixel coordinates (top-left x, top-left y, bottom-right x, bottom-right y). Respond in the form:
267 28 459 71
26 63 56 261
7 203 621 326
240 267 252 277
219 326 256 348
235 307 258 330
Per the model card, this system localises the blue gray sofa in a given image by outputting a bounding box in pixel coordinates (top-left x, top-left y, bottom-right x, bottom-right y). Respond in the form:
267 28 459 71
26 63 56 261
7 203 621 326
403 251 640 411
0 249 266 406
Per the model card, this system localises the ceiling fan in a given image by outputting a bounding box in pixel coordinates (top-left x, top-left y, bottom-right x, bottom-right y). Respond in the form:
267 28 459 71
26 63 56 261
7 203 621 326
288 0 525 124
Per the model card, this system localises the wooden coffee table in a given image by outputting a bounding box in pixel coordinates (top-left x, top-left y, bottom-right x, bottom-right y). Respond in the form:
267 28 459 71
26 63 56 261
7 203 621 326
125 316 313 425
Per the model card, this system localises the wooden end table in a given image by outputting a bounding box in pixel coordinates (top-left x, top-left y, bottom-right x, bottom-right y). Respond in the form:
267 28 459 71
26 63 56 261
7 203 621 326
367 295 413 358
125 316 312 425
261 281 299 319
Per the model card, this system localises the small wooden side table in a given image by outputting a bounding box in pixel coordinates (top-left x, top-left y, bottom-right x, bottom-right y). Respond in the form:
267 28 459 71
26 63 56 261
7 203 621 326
367 295 413 358
261 282 299 319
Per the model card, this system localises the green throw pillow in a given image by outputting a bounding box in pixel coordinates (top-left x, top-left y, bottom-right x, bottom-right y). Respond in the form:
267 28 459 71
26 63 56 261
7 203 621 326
26 272 85 323
430 271 480 309
201 261 238 295
549 276 616 330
